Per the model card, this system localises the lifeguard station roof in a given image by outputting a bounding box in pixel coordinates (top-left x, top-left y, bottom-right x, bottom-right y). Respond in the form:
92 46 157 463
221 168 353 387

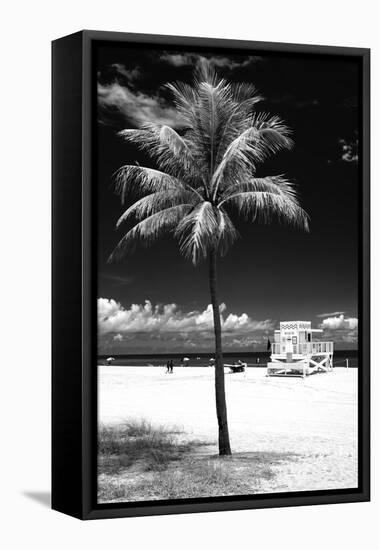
280 320 310 324
278 321 322 332
280 321 311 328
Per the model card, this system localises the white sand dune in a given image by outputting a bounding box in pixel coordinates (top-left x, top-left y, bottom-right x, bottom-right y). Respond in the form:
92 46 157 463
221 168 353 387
98 366 358 493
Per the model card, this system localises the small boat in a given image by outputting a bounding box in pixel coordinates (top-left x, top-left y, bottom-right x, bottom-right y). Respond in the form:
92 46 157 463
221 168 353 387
225 361 247 373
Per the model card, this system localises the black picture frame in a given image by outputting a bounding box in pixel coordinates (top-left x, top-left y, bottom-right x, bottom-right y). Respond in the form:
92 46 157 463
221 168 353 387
52 30 370 520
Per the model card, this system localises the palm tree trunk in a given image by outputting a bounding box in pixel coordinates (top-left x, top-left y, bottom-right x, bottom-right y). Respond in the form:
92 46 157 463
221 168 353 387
209 249 232 455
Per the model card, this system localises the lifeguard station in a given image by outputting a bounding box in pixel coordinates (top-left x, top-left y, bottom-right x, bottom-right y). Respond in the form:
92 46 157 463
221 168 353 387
266 321 334 377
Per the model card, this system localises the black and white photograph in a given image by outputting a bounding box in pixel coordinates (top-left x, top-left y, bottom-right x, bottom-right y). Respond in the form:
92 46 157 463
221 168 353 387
95 40 364 505
2 0 378 542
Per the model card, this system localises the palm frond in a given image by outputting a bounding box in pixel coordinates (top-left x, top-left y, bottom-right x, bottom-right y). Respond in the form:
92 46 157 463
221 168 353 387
211 127 261 197
108 205 192 262
230 82 264 106
194 58 225 88
174 202 219 265
211 114 294 199
197 81 220 174
163 87 211 190
213 83 264 166
221 190 309 231
250 112 294 154
167 70 256 177
118 123 195 181
216 208 240 256
114 165 182 204
159 125 191 156
116 189 197 227
165 81 199 126
219 175 299 204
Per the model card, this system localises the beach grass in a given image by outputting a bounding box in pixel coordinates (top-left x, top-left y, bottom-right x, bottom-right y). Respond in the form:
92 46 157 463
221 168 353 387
98 419 207 473
97 419 295 503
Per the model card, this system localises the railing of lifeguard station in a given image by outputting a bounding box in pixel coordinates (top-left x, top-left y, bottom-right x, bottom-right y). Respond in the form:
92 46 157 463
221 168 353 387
271 342 334 355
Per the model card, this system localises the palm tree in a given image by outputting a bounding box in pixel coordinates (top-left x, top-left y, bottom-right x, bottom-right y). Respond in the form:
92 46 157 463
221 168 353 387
109 62 309 455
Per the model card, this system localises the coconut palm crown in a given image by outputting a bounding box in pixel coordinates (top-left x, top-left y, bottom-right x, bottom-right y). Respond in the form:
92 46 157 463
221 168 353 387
109 62 308 265
109 61 309 455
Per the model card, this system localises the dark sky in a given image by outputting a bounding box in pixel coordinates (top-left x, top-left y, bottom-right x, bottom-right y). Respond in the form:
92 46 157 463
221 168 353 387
95 41 361 353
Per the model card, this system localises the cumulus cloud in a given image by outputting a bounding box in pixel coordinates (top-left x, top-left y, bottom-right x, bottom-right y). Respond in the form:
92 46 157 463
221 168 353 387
110 63 141 84
224 336 261 349
159 53 194 67
318 313 358 345
317 311 345 318
209 55 263 70
98 298 273 350
98 82 182 127
320 314 358 331
159 52 262 70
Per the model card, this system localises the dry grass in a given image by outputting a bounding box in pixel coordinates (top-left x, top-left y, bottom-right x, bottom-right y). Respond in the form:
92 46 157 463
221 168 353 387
98 419 296 503
98 419 207 473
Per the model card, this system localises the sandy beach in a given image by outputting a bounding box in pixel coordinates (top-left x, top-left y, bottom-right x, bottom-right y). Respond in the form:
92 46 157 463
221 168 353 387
98 366 358 495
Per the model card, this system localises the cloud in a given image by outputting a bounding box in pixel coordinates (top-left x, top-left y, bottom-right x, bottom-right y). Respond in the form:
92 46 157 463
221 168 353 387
98 82 182 127
339 138 358 163
159 53 194 67
98 53 263 127
98 298 274 350
159 52 262 70
224 336 261 349
318 314 358 345
320 314 358 331
210 55 263 70
110 63 141 84
317 311 346 318
99 273 134 286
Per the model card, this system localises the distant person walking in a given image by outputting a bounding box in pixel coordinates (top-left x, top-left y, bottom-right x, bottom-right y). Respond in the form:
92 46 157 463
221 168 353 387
166 360 170 374
170 359 174 374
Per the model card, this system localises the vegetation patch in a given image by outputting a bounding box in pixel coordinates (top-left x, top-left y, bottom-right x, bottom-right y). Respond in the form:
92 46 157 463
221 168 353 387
98 420 298 503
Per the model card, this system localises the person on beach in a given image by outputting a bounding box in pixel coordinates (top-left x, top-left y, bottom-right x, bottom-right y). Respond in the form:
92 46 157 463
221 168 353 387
170 359 174 374
166 360 170 374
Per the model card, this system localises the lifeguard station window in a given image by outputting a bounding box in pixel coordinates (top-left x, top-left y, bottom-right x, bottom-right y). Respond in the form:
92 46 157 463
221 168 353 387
307 333 311 342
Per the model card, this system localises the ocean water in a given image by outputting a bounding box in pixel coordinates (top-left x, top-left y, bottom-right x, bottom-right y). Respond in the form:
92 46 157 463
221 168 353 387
98 350 358 368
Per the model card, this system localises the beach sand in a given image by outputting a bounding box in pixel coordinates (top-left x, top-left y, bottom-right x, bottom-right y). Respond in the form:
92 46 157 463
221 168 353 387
98 366 358 494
